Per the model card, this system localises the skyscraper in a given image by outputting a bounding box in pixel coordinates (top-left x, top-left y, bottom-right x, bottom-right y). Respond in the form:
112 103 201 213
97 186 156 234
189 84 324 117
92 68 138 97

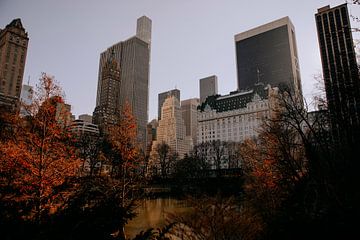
199 75 218 103
235 17 302 99
0 19 29 98
315 4 360 142
94 16 151 150
19 84 33 116
152 95 192 159
181 98 199 144
93 53 121 131
158 89 180 120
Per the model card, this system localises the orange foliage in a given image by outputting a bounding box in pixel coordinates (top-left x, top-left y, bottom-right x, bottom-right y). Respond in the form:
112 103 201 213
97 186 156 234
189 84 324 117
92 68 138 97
108 102 140 171
0 73 80 221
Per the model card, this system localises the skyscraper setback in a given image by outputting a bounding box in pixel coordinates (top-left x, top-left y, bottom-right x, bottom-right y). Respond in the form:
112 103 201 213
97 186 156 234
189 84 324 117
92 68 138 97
93 16 151 150
0 19 29 98
235 17 302 99
158 89 180 120
315 4 360 142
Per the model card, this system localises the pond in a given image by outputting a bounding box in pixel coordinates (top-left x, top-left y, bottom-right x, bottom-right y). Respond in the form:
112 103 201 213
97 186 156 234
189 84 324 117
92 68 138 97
125 197 191 238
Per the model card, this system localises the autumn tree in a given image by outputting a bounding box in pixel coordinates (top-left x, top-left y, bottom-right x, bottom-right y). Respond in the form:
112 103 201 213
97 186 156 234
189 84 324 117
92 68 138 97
0 73 81 239
100 102 143 238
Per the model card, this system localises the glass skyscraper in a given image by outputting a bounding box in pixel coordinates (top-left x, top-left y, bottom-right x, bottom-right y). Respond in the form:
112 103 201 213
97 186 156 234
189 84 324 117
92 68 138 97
316 4 360 143
235 17 302 99
94 16 151 150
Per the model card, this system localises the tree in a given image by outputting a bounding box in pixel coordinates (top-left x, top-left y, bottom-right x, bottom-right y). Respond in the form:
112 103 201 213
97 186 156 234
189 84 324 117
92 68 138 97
210 140 226 170
150 142 178 179
76 133 103 176
0 73 81 237
102 102 143 239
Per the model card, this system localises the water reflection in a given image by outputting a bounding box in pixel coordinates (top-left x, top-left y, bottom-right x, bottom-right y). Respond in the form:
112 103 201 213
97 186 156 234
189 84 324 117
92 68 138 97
125 198 190 238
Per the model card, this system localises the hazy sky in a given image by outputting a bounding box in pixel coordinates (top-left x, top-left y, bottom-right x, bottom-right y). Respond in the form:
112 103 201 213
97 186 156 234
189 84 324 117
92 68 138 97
1 0 359 120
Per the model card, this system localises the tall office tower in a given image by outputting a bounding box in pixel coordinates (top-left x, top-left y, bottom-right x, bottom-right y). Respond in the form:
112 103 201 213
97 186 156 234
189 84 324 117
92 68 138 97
235 17 302 99
200 75 218 103
152 96 192 159
315 4 360 143
0 19 29 98
158 89 180 120
181 98 200 144
19 84 33 116
136 16 152 45
94 16 151 150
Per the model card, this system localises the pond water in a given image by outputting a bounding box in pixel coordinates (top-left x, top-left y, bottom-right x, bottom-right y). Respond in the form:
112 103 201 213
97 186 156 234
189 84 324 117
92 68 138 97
125 197 190 238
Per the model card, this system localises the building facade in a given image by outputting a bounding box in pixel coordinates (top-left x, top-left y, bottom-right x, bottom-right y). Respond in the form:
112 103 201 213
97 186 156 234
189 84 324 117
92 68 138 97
94 16 151 150
181 98 199 144
0 19 29 98
197 84 278 144
315 4 360 143
152 96 193 159
158 89 180 120
235 17 302 99
70 119 100 136
93 54 121 131
199 75 218 103
19 84 33 116
78 114 93 123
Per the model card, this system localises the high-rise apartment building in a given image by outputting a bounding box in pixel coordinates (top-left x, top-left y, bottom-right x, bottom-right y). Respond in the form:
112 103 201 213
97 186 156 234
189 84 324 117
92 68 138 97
199 75 218 103
0 19 29 98
94 16 151 150
235 17 302 99
315 4 360 142
181 98 199 144
158 89 180 120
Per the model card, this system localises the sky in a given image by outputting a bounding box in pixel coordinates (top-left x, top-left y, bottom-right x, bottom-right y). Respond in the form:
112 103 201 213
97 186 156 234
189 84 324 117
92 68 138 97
1 0 359 120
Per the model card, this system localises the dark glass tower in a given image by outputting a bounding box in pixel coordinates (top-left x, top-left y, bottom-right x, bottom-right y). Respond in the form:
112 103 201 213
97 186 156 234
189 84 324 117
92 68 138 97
235 17 302 99
315 4 360 143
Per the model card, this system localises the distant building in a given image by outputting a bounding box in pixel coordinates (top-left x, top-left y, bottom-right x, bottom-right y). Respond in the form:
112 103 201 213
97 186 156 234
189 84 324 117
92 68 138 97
146 119 158 156
94 16 151 150
0 92 18 113
78 114 93 123
152 95 193 159
181 98 199 144
197 84 278 144
315 4 360 143
199 75 218 103
235 17 302 99
158 89 180 120
70 119 99 136
0 19 29 98
19 84 33 116
55 101 72 127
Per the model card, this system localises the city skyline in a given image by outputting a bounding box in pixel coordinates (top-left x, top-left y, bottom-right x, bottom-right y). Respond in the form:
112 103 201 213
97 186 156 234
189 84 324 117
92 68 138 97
1 0 359 120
